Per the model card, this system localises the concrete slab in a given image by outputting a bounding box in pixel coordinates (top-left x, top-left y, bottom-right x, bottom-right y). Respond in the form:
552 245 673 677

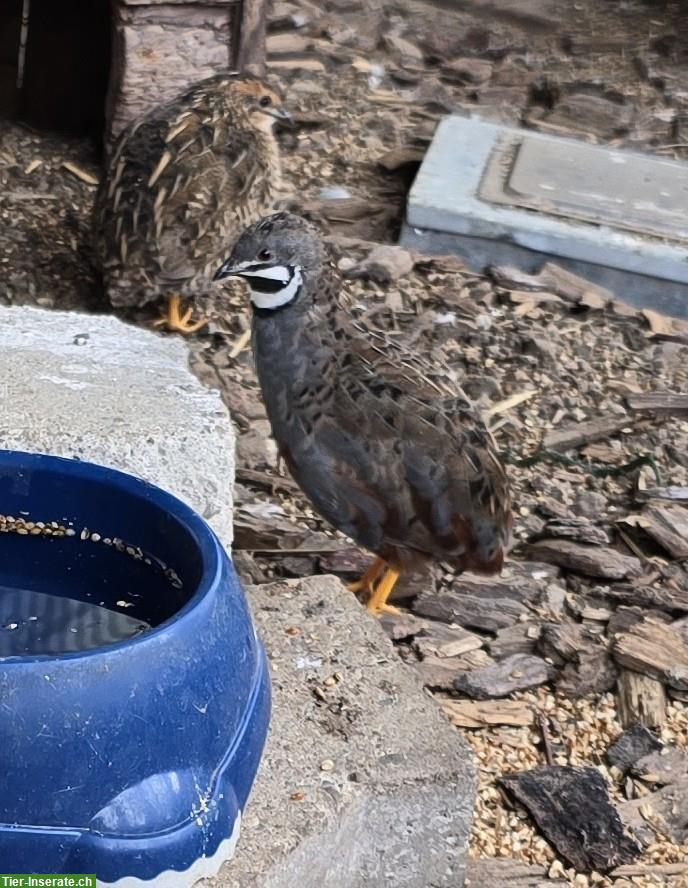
402 116 688 319
206 576 476 888
0 305 234 546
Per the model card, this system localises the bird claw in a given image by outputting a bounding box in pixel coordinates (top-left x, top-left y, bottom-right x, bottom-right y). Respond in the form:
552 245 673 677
155 295 208 335
348 560 401 617
347 557 385 598
367 602 402 616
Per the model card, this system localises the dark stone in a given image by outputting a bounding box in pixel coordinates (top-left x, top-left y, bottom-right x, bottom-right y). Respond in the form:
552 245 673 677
606 724 662 773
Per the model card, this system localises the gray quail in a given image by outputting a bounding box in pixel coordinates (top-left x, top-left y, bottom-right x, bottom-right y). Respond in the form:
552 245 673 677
94 74 288 334
215 213 512 613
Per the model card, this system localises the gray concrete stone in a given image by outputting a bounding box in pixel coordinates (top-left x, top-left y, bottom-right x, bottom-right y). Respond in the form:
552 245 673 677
206 576 476 888
402 115 688 319
0 305 234 547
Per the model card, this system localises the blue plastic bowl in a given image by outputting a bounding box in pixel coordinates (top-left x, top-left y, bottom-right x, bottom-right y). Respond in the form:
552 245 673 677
0 450 270 883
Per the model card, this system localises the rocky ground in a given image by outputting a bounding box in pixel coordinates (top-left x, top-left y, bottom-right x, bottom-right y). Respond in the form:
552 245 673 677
2 0 688 885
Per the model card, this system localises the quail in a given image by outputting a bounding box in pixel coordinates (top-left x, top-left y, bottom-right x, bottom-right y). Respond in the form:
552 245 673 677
94 74 289 334
215 213 513 614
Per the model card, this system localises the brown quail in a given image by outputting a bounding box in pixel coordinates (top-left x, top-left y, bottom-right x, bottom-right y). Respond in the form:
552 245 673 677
94 74 288 334
215 213 513 614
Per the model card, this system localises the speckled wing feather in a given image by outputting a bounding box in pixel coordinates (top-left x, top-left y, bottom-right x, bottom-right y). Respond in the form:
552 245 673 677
282 299 511 573
94 78 280 308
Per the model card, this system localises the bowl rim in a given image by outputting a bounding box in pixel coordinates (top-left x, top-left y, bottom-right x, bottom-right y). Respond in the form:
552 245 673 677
0 449 226 664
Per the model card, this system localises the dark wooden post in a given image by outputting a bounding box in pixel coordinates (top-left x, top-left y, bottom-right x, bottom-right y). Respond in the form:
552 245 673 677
235 0 267 76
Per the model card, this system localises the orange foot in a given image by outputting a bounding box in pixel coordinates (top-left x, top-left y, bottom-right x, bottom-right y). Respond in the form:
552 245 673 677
154 294 207 335
348 557 385 597
366 567 401 616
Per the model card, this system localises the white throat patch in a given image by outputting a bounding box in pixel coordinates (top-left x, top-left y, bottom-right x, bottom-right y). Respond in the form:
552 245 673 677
244 265 303 311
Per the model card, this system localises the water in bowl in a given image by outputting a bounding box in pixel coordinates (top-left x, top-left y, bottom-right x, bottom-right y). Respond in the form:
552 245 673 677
0 585 152 657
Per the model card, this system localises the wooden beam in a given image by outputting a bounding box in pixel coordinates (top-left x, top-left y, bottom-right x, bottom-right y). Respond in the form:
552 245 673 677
235 0 267 75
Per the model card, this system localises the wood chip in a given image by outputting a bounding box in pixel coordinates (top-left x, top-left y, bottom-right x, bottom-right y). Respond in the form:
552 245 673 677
538 517 610 546
614 617 688 691
483 389 537 420
412 578 529 632
620 504 688 559
414 621 484 659
606 583 688 613
611 863 688 879
345 244 415 283
538 618 585 665
499 766 640 873
466 859 565 886
268 57 327 72
454 653 554 699
557 645 618 698
487 621 540 659
632 747 688 785
377 146 425 172
636 485 688 503
61 161 100 186
490 262 615 307
229 328 252 359
528 539 643 580
543 415 632 452
625 391 688 416
440 698 535 728
606 723 663 773
618 776 688 846
413 649 494 691
642 308 688 343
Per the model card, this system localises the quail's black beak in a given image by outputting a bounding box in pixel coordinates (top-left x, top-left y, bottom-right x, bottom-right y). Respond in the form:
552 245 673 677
268 107 295 128
213 260 242 282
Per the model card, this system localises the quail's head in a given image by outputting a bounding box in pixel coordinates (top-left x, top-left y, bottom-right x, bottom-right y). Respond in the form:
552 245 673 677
227 77 290 133
214 213 327 312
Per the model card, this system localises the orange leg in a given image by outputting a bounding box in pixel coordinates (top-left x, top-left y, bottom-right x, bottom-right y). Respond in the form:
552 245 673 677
154 294 207 334
366 567 401 616
347 556 385 596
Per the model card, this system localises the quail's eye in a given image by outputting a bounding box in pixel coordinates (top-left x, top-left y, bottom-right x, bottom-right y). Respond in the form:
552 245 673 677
258 249 272 261
259 95 272 108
